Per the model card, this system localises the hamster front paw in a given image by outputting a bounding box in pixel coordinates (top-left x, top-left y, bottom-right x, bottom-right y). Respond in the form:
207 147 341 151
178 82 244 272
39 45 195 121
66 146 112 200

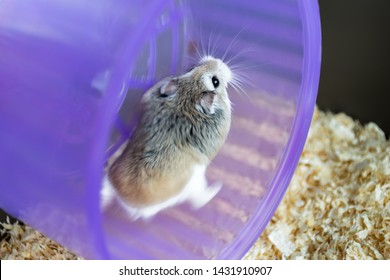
100 175 116 210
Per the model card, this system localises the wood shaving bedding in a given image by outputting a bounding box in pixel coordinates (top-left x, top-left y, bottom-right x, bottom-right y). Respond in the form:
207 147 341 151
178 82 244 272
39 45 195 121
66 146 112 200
0 217 81 260
246 107 389 260
1 107 389 260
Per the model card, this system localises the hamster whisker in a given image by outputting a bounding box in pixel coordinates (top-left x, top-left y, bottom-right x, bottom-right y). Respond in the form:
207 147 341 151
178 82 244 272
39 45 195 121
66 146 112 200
229 63 263 73
225 48 256 67
229 70 253 101
196 30 222 61
210 33 222 59
196 38 206 62
236 71 255 89
230 78 249 99
185 54 200 65
207 30 214 58
193 26 208 61
222 26 247 62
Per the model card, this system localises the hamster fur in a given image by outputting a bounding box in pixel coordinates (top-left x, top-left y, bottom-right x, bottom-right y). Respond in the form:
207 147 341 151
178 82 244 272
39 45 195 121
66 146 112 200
101 56 233 220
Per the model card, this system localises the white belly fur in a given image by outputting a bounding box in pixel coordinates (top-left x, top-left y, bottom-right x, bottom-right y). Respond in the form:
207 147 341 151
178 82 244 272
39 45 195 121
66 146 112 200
100 165 222 221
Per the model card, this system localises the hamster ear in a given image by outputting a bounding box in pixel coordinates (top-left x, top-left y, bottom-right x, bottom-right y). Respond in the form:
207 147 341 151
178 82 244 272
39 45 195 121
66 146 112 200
198 91 216 114
159 79 177 98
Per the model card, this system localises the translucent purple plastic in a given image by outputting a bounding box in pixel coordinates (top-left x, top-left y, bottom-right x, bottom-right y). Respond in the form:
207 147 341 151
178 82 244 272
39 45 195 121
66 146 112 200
0 0 321 259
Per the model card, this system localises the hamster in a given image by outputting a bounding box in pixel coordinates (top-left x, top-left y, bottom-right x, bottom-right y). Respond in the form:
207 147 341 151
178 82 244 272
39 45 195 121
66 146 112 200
101 55 233 220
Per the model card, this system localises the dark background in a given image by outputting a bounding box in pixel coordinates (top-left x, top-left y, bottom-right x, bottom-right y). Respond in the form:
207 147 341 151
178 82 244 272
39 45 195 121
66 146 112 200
317 0 389 136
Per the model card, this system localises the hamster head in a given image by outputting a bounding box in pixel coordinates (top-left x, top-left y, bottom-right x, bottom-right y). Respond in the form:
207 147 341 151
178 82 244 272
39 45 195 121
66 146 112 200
197 55 233 93
187 55 232 115
153 56 233 115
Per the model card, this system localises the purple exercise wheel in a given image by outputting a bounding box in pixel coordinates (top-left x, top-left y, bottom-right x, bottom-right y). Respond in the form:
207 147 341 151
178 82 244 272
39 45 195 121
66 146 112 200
0 0 321 259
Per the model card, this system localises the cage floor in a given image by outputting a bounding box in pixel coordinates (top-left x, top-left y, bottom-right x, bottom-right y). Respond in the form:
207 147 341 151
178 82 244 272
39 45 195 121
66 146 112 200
1 107 389 260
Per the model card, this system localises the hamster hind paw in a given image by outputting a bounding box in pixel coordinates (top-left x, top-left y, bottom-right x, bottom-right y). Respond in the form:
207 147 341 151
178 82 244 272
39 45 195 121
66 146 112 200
119 201 165 222
189 181 222 209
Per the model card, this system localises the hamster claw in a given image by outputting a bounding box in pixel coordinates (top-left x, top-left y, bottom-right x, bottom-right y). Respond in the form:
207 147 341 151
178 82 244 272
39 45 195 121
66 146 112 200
189 181 222 209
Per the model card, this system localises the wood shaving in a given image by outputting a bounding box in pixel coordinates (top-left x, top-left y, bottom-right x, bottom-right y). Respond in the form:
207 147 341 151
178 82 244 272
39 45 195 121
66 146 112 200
246 107 389 260
267 222 297 258
1 107 389 259
0 217 81 260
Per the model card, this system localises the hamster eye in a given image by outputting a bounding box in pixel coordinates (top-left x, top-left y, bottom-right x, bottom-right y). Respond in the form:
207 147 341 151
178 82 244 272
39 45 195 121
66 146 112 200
212 76 220 88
